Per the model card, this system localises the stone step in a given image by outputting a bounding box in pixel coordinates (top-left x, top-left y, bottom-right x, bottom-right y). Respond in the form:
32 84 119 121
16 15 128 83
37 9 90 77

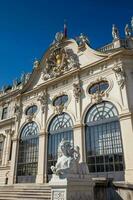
0 198 50 200
0 194 50 198
0 190 51 194
0 188 50 190
0 184 51 200
0 192 51 195
0 195 51 200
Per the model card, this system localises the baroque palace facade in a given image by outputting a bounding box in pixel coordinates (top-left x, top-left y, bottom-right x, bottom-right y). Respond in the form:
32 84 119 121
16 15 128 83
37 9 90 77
0 20 133 185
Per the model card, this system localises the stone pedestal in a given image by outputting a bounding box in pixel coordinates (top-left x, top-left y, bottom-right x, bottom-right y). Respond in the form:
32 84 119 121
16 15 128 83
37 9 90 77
49 174 94 200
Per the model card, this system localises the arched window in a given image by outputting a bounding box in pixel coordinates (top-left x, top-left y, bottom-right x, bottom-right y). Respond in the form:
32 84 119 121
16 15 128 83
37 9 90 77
53 95 68 106
88 81 109 94
25 105 37 115
0 135 4 165
85 101 124 173
17 122 39 183
47 113 73 177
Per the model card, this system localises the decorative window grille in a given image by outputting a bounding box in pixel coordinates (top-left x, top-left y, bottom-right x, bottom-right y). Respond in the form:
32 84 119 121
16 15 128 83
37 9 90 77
85 102 124 173
47 113 73 176
17 122 39 183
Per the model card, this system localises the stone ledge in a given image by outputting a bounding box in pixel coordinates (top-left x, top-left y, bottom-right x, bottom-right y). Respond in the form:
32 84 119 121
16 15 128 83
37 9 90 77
113 181 133 190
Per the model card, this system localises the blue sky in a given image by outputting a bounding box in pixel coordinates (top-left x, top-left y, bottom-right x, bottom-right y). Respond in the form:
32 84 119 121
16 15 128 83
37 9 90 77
0 0 133 88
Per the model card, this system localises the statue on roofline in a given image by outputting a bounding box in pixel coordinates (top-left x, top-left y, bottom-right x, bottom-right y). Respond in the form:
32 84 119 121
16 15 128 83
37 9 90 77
131 16 133 32
112 24 119 40
125 24 131 39
76 33 90 47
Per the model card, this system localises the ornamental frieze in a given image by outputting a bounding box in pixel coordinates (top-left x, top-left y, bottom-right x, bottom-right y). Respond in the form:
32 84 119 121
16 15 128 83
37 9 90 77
42 47 80 80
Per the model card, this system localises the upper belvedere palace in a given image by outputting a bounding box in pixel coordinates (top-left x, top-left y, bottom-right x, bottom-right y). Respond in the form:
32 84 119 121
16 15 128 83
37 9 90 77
0 18 133 186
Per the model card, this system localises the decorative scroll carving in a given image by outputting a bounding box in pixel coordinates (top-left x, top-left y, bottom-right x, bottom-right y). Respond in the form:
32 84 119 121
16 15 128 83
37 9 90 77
113 66 126 89
42 47 79 80
37 91 47 113
26 114 34 122
51 139 89 177
73 83 82 102
91 92 104 103
54 104 64 115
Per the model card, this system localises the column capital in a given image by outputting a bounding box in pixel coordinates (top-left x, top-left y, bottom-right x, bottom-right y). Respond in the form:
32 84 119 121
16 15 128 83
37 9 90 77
119 112 132 121
39 130 48 137
73 123 84 129
12 137 18 142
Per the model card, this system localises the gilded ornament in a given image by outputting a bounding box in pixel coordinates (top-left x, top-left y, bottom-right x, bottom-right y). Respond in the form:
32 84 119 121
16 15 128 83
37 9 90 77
42 47 79 80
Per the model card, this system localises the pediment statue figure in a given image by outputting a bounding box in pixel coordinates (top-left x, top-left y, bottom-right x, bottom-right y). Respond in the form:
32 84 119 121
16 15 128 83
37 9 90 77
112 24 119 40
125 24 132 39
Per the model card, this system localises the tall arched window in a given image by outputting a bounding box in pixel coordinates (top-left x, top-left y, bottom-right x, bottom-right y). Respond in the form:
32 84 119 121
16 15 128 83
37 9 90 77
17 122 39 183
0 135 5 165
47 113 73 177
85 101 124 173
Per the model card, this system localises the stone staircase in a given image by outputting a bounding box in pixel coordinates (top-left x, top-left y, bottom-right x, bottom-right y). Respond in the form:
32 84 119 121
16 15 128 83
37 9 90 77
0 184 51 200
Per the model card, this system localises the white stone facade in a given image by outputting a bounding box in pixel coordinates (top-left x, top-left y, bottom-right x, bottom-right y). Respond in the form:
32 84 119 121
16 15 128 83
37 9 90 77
0 24 133 185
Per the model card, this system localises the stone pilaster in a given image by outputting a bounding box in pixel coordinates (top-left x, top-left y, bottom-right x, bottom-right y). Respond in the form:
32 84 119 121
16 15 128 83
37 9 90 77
4 129 12 165
36 130 48 183
120 113 133 182
8 138 18 185
73 124 84 162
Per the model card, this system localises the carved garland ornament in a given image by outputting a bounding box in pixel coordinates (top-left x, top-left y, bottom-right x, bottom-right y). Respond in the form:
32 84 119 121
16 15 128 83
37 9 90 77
42 47 80 80
14 102 22 121
52 92 68 115
37 91 48 113
73 83 82 102
25 104 37 122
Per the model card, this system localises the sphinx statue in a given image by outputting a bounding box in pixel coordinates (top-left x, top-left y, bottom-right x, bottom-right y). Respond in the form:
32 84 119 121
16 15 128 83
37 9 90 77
51 139 89 178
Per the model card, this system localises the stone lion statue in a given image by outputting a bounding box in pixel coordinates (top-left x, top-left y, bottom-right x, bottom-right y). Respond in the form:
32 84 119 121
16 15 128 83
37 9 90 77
51 139 89 177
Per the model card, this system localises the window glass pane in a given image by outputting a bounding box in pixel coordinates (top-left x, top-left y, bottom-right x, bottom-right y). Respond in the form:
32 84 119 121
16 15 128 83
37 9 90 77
53 95 68 106
86 102 118 123
47 113 73 176
85 102 124 173
89 81 109 94
99 82 109 92
26 105 37 115
17 122 39 183
0 141 4 164
1 107 8 119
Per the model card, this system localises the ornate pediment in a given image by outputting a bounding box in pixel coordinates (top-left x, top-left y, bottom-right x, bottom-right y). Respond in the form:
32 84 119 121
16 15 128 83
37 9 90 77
42 46 80 80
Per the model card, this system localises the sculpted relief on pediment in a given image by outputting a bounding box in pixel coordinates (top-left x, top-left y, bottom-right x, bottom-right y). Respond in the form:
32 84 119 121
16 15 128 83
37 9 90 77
42 46 80 80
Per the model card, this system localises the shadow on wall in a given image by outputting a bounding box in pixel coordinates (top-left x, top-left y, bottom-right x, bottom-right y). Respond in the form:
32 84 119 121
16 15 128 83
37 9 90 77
94 179 133 200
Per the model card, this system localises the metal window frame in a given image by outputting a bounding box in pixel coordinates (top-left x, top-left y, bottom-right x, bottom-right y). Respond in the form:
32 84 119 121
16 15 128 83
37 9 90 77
85 102 124 173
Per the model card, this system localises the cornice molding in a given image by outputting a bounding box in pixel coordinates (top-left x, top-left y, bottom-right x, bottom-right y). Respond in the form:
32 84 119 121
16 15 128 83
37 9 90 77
0 117 15 127
0 48 132 101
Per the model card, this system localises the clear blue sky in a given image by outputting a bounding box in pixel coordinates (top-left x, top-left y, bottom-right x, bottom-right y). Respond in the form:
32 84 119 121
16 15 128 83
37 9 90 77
0 0 132 88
